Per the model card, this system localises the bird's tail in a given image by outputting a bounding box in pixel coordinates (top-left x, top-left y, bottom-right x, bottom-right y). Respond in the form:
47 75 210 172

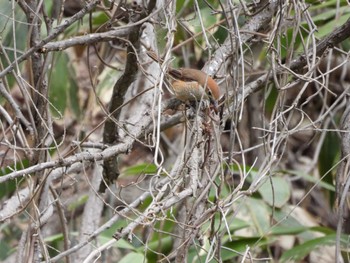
146 50 164 64
146 50 183 80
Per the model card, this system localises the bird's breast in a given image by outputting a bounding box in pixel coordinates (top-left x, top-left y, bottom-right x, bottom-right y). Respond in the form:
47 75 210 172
171 80 207 101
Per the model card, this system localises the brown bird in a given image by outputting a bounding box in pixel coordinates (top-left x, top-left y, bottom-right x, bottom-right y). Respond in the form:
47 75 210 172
147 51 220 105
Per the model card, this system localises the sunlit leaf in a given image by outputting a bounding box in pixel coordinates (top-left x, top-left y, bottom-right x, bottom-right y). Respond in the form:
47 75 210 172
120 163 158 177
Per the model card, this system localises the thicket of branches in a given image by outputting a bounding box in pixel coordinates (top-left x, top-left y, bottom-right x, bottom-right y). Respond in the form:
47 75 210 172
1 0 350 262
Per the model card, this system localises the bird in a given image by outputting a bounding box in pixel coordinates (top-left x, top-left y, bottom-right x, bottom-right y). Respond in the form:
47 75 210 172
146 51 220 106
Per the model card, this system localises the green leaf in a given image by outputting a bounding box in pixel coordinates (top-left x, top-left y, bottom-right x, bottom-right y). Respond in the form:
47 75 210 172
286 170 335 192
309 6 350 39
176 0 193 12
143 236 172 253
44 233 64 243
99 219 129 241
91 11 109 26
271 225 337 236
49 52 80 117
0 242 14 260
115 239 136 250
265 86 279 114
272 208 317 241
119 252 146 263
319 131 340 179
121 163 158 177
67 194 88 211
310 6 350 24
270 225 309 235
184 7 218 35
0 159 29 198
228 218 252 232
280 234 337 262
0 2 27 87
246 198 271 234
307 0 347 7
222 236 268 257
202 214 252 237
258 176 291 208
